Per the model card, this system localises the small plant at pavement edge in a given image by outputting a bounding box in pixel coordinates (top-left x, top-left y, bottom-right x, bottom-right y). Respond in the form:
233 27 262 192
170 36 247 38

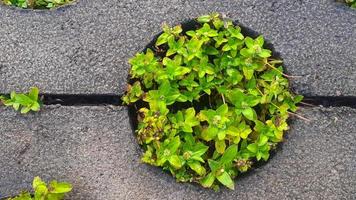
345 0 356 8
7 176 72 200
1 0 73 9
0 87 41 114
123 13 303 190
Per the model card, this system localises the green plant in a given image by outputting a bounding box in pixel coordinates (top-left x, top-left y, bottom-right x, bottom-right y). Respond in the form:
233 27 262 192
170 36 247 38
7 176 72 200
0 87 41 114
123 13 303 190
338 0 356 8
345 0 356 8
1 0 73 9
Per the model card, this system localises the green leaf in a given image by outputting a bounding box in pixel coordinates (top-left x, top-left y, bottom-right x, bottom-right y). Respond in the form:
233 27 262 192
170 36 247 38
244 37 254 48
208 159 220 172
184 107 200 130
202 126 219 141
28 87 39 101
172 25 183 35
222 44 231 51
256 151 263 161
217 131 226 140
242 67 254 80
8 192 32 200
33 176 46 189
168 136 181 153
255 35 264 47
227 126 239 137
261 151 270 161
215 140 226 154
13 103 20 111
186 30 196 37
226 69 243 85
220 144 237 165
294 95 304 103
247 143 258 154
216 104 228 115
33 177 48 199
258 135 269 146
50 181 72 194
201 172 215 188
197 15 211 23
216 171 234 190
168 155 184 169
228 27 244 40
240 127 252 139
259 49 272 58
242 107 256 121
14 94 33 106
21 106 31 114
188 161 206 176
205 46 219 55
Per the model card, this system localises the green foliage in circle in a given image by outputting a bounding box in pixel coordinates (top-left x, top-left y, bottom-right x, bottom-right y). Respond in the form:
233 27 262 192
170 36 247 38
123 13 303 190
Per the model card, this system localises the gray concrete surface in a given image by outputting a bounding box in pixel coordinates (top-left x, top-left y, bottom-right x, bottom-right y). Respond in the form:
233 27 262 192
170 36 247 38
0 106 355 199
0 0 355 95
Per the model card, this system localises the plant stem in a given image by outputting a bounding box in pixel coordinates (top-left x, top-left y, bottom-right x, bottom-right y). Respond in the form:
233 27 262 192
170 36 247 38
221 93 226 104
299 101 315 107
265 62 302 79
287 111 311 122
256 87 264 96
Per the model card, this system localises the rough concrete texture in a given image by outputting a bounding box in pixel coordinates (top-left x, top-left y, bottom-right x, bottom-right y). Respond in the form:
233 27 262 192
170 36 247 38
0 0 355 95
0 106 355 199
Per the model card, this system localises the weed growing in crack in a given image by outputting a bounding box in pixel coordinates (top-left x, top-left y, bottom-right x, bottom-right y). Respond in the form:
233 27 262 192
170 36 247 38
1 0 73 9
7 176 72 200
338 0 356 8
123 13 303 190
346 0 356 8
0 87 41 114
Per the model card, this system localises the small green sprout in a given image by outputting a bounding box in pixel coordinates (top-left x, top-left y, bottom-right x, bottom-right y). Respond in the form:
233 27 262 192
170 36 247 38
7 176 72 200
0 87 41 114
123 13 303 190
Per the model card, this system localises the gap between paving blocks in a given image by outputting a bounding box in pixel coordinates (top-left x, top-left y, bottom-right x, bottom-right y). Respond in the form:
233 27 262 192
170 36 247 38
34 94 356 109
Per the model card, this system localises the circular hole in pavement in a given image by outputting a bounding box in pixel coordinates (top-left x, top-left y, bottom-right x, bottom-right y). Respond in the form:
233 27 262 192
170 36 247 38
125 15 299 189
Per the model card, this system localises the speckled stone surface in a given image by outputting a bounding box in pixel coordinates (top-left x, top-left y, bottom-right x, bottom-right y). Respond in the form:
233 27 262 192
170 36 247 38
0 0 355 95
0 106 355 199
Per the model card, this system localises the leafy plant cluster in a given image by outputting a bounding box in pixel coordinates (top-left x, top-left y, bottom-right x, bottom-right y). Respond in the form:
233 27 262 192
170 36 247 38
1 0 73 9
123 13 303 190
0 87 42 114
345 0 356 8
7 177 72 200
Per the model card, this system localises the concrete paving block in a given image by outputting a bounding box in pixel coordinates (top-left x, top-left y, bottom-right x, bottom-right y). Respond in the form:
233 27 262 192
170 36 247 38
0 106 355 199
0 0 355 95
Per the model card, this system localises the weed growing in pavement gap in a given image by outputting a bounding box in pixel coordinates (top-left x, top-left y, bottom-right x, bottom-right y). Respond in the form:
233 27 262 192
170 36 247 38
7 176 72 200
346 0 356 8
123 13 303 190
337 0 356 8
0 87 42 114
1 0 73 9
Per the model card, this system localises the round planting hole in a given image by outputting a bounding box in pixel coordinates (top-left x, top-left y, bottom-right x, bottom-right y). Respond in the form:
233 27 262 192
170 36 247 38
123 13 303 190
1 0 75 9
336 0 356 8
